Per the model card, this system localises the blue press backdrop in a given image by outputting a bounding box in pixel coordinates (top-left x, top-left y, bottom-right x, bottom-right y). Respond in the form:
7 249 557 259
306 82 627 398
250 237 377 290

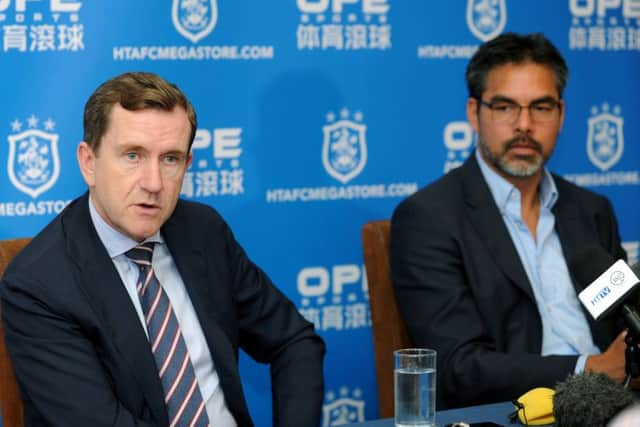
0 1 638 425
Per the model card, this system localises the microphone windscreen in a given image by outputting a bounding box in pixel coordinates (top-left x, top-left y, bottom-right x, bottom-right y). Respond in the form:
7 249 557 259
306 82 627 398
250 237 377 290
569 246 616 291
553 372 634 427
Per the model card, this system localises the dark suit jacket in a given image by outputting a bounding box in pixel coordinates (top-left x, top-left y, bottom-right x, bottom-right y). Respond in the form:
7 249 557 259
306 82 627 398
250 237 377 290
0 193 325 427
391 154 625 409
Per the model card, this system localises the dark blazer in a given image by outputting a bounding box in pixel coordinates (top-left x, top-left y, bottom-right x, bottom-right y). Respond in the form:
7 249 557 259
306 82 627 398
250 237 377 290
391 154 624 409
0 193 325 427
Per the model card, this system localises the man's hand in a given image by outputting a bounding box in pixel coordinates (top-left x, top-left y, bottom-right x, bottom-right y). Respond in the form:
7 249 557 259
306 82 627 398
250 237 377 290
584 330 640 388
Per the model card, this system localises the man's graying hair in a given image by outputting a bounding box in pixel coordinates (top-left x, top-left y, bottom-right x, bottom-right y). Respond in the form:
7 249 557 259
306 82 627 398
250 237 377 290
465 32 569 100
83 72 197 153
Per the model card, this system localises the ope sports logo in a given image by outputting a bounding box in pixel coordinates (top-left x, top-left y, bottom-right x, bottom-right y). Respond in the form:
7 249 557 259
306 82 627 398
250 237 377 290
7 115 60 198
172 0 218 43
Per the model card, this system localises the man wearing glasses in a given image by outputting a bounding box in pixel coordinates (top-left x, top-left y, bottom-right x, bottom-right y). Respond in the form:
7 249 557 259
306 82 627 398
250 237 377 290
391 32 630 409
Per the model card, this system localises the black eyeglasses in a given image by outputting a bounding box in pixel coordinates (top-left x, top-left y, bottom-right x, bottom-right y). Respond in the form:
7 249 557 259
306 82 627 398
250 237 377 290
476 98 562 124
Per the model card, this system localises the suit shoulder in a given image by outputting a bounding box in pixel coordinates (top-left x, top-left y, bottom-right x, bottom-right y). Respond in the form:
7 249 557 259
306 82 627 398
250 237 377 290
169 199 233 242
394 166 465 217
553 173 612 208
2 214 67 285
174 199 225 223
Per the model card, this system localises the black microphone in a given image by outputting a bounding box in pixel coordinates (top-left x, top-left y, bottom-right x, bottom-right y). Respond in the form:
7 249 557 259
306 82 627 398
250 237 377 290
553 372 634 427
570 247 640 384
570 246 640 335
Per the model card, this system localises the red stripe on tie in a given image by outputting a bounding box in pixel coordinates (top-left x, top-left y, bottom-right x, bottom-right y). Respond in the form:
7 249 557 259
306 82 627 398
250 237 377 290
152 306 173 353
165 352 190 403
169 377 198 427
145 285 163 324
188 400 208 427
159 328 182 378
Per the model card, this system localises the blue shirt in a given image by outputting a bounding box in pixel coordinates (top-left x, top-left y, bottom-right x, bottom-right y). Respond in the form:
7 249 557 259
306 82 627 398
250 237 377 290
476 150 599 371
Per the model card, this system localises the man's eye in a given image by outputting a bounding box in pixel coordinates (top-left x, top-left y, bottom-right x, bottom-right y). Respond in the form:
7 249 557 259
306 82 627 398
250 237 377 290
163 155 181 165
491 103 515 112
532 103 555 112
125 152 139 161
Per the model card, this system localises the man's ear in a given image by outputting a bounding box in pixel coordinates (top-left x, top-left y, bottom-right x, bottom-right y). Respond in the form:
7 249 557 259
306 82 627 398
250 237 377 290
77 141 96 187
466 97 480 133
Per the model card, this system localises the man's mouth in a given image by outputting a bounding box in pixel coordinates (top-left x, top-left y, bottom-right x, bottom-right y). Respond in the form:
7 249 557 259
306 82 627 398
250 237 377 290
134 202 160 212
505 136 542 155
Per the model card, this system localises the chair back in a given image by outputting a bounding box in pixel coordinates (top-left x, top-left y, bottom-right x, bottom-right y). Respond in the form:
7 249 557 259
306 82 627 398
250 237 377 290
0 237 30 427
361 220 411 419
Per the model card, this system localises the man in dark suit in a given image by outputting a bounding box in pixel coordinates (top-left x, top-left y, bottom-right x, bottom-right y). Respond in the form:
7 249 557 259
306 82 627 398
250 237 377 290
0 72 325 426
391 33 632 409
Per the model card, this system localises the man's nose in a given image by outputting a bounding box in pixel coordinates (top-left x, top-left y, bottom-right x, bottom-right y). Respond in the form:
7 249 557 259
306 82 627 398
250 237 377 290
515 105 533 132
139 159 163 192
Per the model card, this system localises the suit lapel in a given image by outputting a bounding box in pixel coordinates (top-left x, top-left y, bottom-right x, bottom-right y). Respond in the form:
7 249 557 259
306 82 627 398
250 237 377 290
461 156 535 301
552 188 582 281
162 216 233 362
552 182 618 350
63 194 169 426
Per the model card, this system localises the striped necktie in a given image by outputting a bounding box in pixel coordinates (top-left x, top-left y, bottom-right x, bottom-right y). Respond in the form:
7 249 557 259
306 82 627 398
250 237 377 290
126 243 210 427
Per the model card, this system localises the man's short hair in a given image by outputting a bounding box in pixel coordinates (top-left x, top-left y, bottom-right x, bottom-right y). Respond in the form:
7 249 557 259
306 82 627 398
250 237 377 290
83 72 197 153
465 32 569 100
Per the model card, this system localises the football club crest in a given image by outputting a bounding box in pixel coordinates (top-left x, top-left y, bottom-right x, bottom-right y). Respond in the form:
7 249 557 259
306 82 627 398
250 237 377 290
8 128 60 198
172 0 218 43
467 0 506 42
322 397 365 426
322 111 367 184
587 108 624 172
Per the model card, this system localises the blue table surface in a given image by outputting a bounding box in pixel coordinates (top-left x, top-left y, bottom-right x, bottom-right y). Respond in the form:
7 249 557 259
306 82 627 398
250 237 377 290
342 401 546 426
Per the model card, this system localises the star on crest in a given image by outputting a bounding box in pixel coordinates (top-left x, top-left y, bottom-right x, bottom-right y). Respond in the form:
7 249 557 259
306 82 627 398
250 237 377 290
44 118 56 131
326 112 336 122
10 119 22 132
27 114 39 128
591 103 622 117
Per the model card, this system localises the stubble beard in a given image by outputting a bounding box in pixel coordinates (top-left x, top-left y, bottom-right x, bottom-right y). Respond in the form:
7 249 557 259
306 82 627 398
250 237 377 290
477 134 546 178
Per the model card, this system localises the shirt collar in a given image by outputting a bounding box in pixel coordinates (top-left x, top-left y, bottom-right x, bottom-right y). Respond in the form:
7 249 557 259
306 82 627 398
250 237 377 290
475 148 558 213
88 195 163 258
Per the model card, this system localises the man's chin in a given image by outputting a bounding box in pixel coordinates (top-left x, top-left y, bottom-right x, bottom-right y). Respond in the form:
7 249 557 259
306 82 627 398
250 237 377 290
124 224 163 242
498 157 543 178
